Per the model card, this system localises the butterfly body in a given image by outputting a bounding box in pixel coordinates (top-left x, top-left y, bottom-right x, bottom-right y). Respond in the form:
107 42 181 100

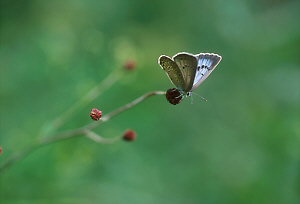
159 52 222 97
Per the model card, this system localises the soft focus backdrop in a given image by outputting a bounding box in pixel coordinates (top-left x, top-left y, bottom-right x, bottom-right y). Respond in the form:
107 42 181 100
1 0 299 203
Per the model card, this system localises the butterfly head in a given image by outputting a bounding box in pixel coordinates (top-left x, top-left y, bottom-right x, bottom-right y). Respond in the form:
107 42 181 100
178 89 192 98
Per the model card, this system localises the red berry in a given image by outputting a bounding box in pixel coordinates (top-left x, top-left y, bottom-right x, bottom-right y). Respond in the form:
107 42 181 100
123 130 136 141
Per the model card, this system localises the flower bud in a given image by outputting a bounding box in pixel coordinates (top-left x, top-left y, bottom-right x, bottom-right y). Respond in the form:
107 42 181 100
90 108 102 121
166 88 182 105
123 129 136 141
123 59 136 71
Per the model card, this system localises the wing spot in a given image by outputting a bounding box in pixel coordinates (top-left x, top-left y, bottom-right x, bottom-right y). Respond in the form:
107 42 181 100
201 65 205 68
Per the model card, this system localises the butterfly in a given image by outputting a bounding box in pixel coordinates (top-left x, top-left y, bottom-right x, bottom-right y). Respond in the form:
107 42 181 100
158 52 222 99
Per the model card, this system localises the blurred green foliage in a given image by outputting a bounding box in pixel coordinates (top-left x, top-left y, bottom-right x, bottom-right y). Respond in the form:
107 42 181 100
1 0 299 203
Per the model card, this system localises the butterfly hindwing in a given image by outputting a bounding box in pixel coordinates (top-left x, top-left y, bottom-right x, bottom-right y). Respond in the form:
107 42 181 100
159 55 185 90
173 53 198 93
191 53 222 91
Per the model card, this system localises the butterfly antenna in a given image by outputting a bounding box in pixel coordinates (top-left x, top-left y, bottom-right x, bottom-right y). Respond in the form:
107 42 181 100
192 92 207 102
191 94 194 104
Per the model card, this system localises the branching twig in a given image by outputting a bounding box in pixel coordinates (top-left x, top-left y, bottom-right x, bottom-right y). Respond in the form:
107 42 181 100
85 130 121 144
0 91 165 173
40 69 124 136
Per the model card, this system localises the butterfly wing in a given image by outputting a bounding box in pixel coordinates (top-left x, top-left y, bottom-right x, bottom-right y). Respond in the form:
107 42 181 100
173 53 198 93
158 55 185 90
191 53 222 91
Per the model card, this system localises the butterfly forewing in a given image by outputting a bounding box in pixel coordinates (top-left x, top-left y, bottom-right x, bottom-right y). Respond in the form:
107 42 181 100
173 53 198 92
191 53 222 91
159 55 185 90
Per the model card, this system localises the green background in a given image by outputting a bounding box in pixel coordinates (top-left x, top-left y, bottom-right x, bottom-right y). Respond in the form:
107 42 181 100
1 0 299 203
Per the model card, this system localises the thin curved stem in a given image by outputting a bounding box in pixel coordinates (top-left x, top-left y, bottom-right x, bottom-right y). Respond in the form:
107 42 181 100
85 130 122 144
85 91 166 129
0 91 165 173
40 69 124 136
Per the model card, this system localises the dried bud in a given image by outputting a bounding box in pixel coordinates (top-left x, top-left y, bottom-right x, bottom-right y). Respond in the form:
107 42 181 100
0 146 2 155
123 59 136 71
90 108 102 121
166 88 183 105
123 129 136 141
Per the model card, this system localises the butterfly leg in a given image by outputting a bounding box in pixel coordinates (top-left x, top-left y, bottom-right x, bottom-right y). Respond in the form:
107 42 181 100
175 93 184 99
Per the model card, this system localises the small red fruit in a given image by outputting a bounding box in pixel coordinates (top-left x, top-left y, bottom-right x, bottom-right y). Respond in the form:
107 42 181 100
123 59 136 71
123 129 136 141
90 108 102 121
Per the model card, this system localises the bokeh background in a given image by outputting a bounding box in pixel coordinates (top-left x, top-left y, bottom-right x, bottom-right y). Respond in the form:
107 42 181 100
1 0 299 203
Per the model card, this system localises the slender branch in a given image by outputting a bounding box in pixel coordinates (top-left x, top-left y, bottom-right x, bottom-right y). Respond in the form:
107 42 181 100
0 145 38 173
38 128 87 146
40 69 124 136
103 91 166 121
85 130 121 144
0 91 165 173
41 91 165 143
85 91 166 129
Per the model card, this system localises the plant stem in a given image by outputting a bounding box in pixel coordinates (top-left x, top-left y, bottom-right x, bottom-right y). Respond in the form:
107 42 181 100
41 69 124 136
0 91 165 173
85 130 122 144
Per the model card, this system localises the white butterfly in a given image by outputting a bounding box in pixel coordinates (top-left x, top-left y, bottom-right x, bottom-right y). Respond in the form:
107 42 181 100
159 52 222 98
